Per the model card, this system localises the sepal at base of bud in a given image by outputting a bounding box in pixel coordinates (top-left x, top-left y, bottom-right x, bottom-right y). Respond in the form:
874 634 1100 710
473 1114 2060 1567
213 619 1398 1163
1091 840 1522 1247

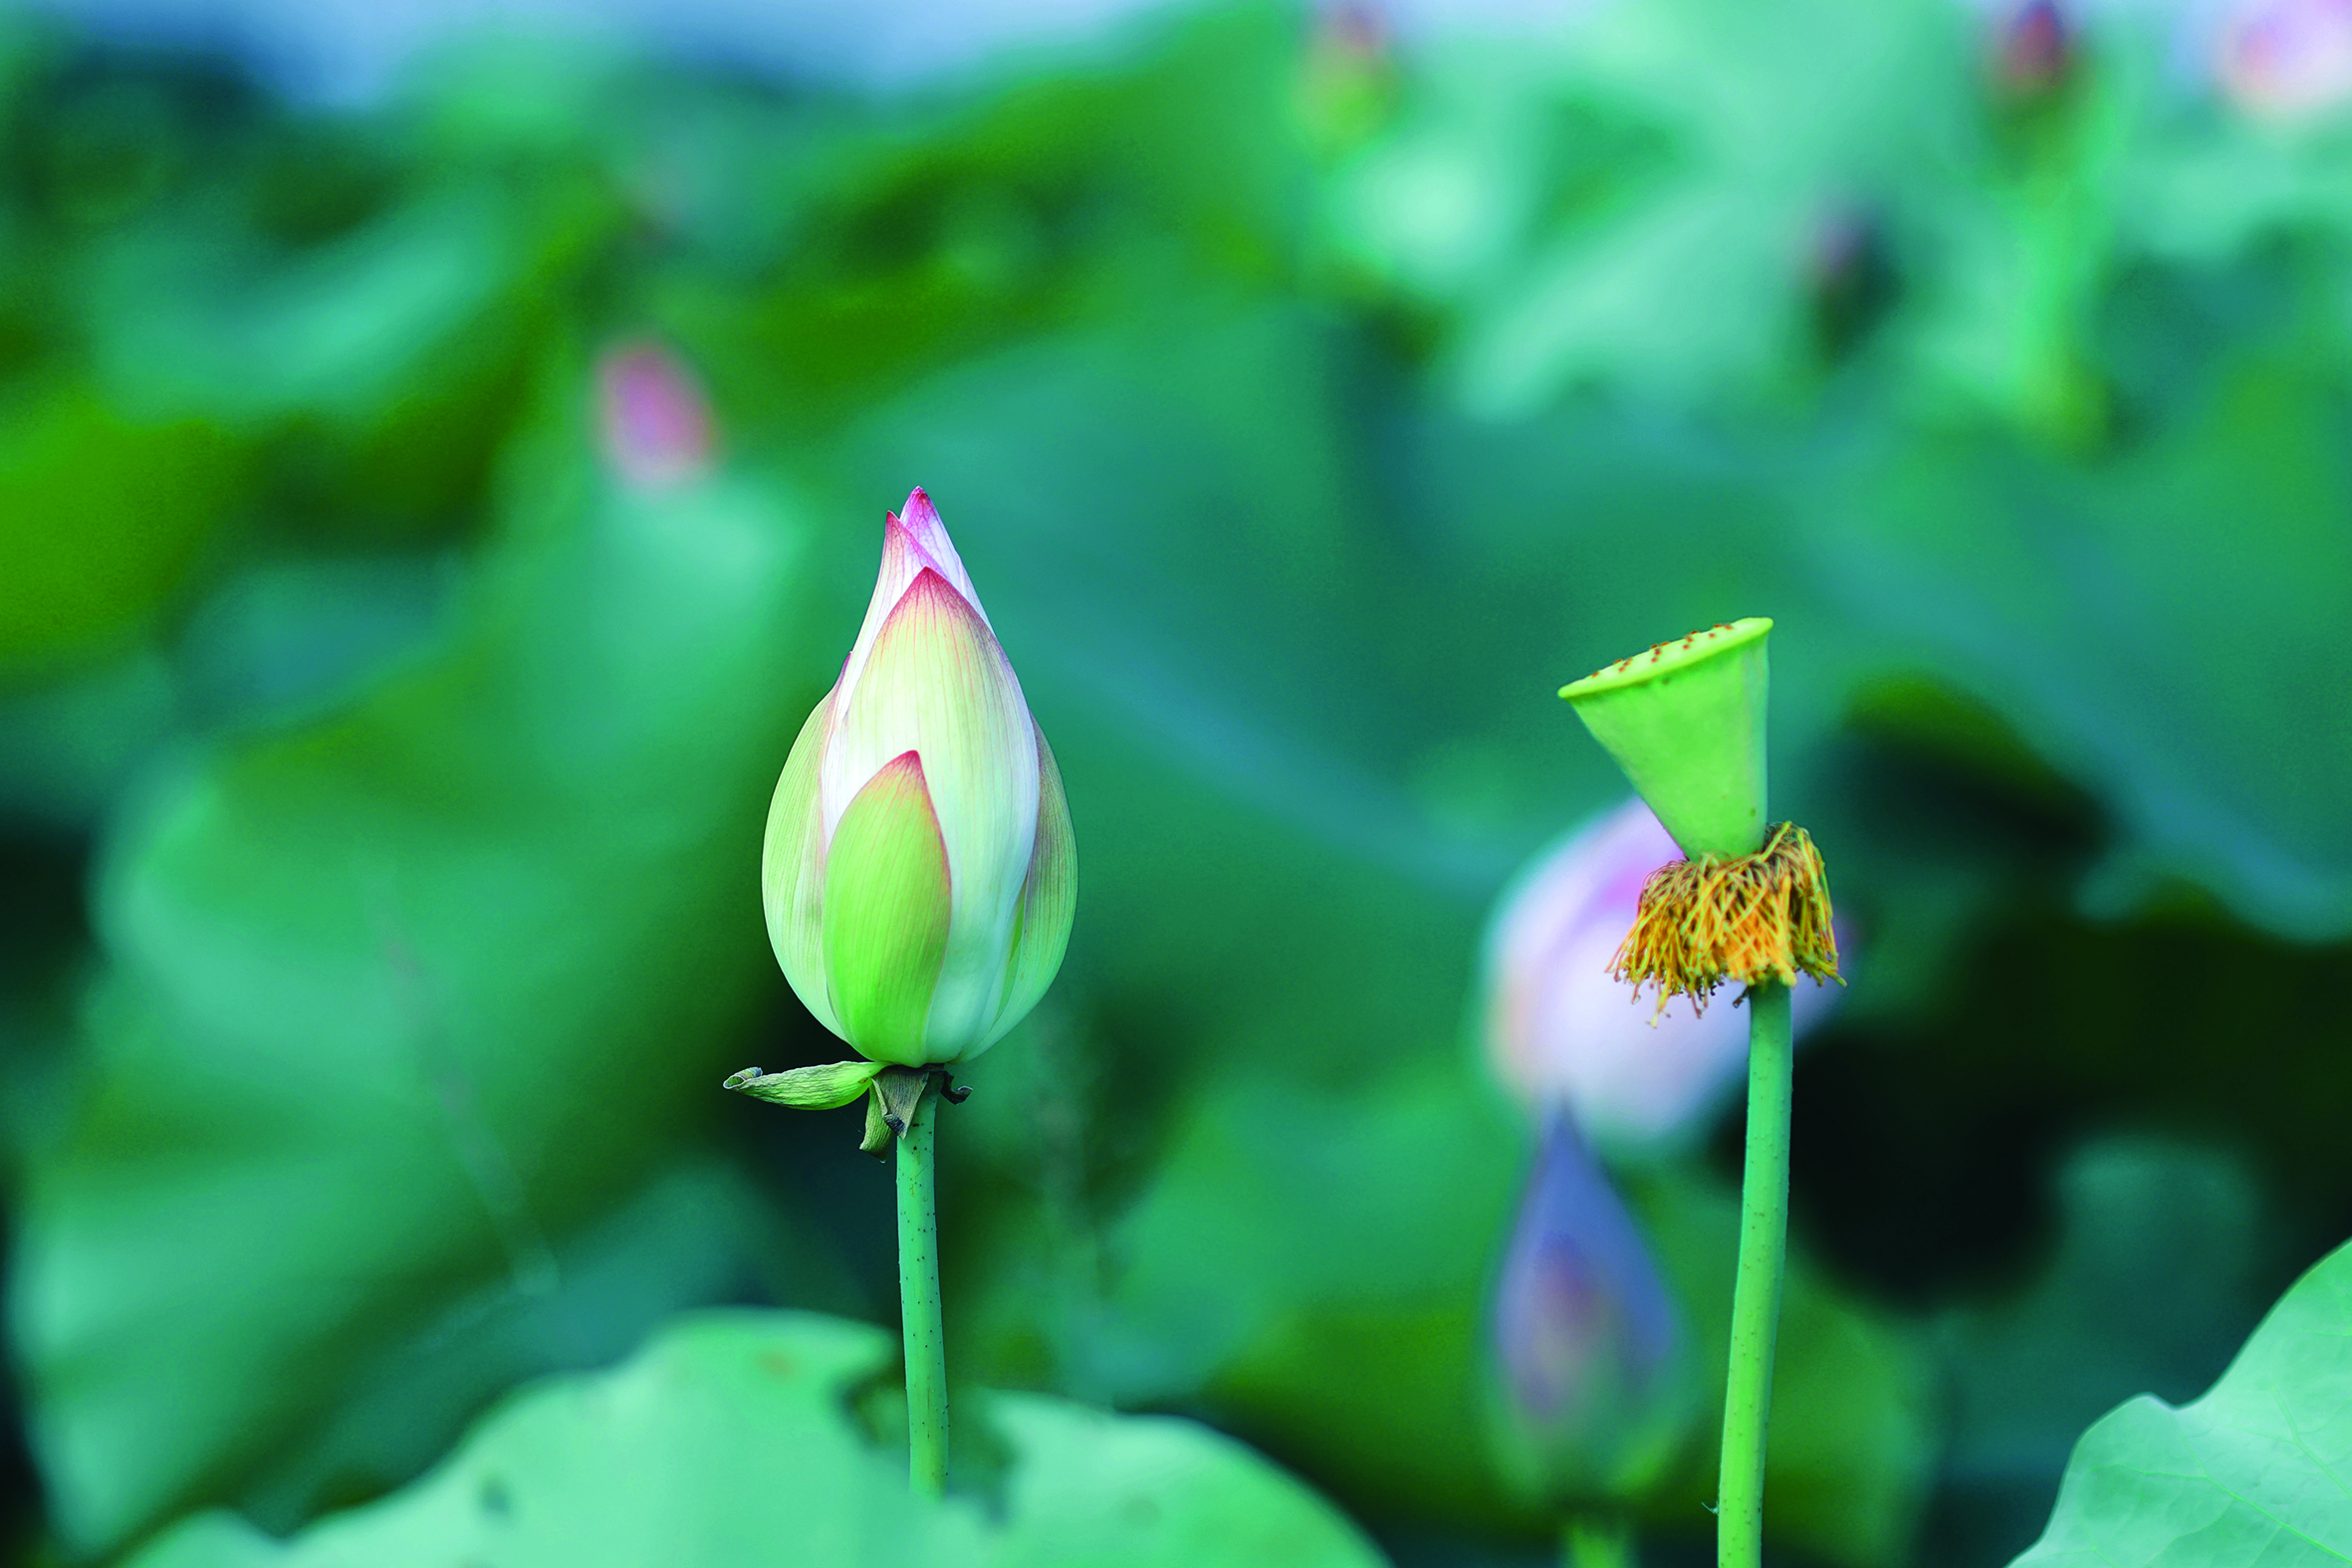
723 1060 886 1109
728 1060 970 1157
860 1067 972 1161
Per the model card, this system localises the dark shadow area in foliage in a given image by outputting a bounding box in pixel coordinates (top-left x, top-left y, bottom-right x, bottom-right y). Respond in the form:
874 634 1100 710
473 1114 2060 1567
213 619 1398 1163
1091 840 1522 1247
0 831 82 1566
1776 900 2352 1312
729 996 899 1323
0 1220 44 1568
1704 685 2352 1567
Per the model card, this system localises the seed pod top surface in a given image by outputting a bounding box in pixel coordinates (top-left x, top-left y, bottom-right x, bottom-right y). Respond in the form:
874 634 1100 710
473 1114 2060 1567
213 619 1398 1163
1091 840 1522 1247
1558 618 1770 861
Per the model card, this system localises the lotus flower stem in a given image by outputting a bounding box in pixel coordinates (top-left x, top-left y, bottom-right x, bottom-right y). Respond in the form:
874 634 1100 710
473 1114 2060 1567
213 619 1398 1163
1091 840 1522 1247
1717 981 1792 1568
741 488 1078 1500
896 1080 949 1496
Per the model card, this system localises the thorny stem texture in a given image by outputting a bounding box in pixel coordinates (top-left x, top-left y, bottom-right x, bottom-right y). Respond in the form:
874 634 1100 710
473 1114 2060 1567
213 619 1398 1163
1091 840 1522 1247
1718 982 1792 1568
897 1084 949 1497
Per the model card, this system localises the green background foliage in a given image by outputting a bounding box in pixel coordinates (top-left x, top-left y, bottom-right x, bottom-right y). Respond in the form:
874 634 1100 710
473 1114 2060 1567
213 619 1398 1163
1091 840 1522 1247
2 0 2350 1563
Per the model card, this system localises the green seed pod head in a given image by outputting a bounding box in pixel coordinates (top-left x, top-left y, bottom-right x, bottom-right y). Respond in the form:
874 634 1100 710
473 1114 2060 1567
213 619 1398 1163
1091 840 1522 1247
1557 618 1771 861
762 490 1076 1067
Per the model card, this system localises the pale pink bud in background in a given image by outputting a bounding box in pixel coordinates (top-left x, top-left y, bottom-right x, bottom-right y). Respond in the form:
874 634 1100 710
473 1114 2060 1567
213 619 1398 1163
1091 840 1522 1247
1481 798 1844 1151
2217 0 2352 119
596 339 716 489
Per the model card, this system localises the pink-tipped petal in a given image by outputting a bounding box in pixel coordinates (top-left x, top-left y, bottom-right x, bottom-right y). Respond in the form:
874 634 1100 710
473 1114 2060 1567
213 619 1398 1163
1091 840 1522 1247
823 569 1040 1059
830 501 994 729
762 688 842 1038
831 515 928 724
896 488 985 617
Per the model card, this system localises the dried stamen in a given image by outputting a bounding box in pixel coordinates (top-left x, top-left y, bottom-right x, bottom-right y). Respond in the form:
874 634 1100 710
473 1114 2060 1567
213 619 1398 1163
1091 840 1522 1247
1608 822 1841 1015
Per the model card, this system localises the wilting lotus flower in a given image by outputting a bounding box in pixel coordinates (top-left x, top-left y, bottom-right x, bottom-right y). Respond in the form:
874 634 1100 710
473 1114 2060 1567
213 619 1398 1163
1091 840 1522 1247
1483 797 1841 1150
762 489 1075 1066
1488 1108 1691 1501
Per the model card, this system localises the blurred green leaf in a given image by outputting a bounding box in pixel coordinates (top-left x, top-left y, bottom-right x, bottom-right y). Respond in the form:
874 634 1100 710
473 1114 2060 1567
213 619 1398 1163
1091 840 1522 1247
1931 1137 2279 1564
2008 1232 2352 1566
89 178 614 538
1808 338 2352 937
124 1311 1387 1568
0 379 246 679
1330 0 1972 409
10 389 823 1551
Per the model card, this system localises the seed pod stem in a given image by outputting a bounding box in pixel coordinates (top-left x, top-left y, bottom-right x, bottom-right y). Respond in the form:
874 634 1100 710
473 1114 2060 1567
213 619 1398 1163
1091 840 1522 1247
1558 618 1827 1567
1718 982 1792 1568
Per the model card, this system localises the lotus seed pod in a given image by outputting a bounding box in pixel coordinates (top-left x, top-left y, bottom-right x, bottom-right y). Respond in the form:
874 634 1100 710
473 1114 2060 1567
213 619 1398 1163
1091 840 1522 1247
1558 618 1771 861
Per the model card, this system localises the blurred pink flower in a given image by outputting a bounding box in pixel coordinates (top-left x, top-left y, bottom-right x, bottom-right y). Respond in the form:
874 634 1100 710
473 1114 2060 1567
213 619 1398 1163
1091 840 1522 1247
2218 0 2352 118
1482 798 1843 1150
596 339 716 489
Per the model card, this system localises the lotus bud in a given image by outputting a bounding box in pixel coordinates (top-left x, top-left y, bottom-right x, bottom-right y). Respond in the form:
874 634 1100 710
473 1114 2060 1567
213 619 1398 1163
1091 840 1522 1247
1994 0 2074 99
1482 798 1845 1151
596 339 716 489
1488 1109 1693 1503
761 489 1075 1067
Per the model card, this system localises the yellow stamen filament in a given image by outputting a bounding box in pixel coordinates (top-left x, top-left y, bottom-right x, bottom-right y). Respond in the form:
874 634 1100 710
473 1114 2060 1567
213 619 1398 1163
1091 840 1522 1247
1609 822 1842 1015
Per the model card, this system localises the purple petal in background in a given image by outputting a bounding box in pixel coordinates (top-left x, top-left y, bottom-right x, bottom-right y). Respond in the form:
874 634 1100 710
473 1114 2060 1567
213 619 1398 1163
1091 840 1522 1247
1489 1109 1688 1496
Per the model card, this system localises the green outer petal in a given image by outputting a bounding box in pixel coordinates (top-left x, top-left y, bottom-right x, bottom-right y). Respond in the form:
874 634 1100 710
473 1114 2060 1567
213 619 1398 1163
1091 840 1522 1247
977 720 1077 1055
761 689 841 1038
823 752 952 1066
823 570 1037 1056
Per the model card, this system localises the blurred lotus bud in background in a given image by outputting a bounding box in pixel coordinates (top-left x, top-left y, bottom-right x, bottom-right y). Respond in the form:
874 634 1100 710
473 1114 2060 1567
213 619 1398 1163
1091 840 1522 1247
1482 798 1844 1153
2217 0 2352 119
1992 0 2076 99
1487 1109 1693 1503
596 339 716 489
1298 2 1398 157
763 489 1076 1067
